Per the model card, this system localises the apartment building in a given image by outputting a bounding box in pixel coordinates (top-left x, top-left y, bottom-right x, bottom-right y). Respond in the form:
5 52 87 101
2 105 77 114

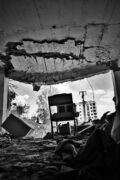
77 101 98 124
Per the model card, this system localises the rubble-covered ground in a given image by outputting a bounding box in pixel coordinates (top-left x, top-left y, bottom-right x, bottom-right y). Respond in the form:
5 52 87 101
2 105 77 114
0 132 88 180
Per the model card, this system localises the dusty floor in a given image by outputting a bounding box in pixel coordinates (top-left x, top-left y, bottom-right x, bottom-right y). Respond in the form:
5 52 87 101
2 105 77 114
0 133 87 180
0 136 60 180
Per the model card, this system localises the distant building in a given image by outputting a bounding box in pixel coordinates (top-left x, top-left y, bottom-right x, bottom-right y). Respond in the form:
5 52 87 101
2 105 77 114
76 101 98 124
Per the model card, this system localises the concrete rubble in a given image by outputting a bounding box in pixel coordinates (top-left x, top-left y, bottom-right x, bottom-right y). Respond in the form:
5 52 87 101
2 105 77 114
0 116 120 180
0 129 88 180
0 0 120 85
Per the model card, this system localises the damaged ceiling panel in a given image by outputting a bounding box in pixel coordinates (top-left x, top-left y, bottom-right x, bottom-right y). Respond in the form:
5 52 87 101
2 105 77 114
0 0 120 85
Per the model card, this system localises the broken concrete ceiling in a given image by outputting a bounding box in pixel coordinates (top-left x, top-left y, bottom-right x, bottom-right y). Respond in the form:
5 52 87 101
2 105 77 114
0 0 120 85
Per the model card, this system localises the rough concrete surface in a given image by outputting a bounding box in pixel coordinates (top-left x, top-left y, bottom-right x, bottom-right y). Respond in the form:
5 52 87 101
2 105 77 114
0 134 86 180
0 0 120 84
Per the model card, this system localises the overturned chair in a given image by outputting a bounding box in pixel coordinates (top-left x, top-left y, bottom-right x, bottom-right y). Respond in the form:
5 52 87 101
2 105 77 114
48 93 77 137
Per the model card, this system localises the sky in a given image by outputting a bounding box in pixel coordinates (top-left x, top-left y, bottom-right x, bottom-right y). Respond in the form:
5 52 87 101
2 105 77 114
9 70 115 119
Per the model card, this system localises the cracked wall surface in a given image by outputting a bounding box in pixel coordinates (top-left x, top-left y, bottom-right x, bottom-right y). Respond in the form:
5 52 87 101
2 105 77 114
0 0 120 84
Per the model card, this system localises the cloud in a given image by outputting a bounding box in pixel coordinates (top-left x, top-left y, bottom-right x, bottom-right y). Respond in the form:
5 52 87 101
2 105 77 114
23 94 29 99
27 105 38 118
87 89 106 95
12 94 29 106
96 90 115 118
95 89 106 95
97 103 115 118
99 91 114 102
100 97 112 103
56 83 71 93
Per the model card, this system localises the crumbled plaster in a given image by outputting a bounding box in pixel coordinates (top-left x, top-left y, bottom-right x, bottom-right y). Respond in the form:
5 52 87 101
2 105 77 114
0 14 120 84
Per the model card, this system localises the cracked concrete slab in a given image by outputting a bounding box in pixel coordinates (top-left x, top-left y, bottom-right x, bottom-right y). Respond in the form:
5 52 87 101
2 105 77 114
0 0 120 84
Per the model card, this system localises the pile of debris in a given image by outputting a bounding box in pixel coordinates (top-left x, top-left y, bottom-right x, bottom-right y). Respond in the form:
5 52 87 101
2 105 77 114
1 112 120 180
0 113 92 180
0 130 88 180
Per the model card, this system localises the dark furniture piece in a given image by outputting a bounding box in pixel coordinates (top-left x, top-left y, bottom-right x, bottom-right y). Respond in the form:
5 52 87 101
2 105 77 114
48 93 77 137
2 114 33 138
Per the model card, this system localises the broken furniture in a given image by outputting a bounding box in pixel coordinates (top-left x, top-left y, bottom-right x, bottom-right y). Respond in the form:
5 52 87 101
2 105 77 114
58 122 71 135
2 113 34 138
48 93 77 137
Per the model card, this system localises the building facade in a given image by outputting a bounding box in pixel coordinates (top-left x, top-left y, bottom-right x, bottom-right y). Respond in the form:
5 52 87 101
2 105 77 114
76 101 98 124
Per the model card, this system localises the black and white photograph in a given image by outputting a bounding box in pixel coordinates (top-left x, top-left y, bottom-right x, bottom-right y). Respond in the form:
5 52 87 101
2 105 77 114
0 0 120 179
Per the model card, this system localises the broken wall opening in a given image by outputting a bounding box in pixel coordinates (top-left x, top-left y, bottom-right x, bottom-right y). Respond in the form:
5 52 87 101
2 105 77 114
3 70 115 138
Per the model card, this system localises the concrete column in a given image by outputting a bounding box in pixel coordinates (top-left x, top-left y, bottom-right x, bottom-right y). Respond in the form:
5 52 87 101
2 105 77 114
111 69 120 105
0 69 8 131
111 61 120 143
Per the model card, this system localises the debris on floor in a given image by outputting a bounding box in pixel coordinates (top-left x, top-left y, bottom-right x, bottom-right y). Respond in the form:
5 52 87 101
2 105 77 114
0 128 88 180
0 117 120 180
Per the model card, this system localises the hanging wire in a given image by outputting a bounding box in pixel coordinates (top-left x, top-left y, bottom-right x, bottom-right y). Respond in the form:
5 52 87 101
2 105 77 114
86 78 95 101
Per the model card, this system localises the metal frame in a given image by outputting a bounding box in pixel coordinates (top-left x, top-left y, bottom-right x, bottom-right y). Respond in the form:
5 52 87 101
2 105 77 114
48 93 76 137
